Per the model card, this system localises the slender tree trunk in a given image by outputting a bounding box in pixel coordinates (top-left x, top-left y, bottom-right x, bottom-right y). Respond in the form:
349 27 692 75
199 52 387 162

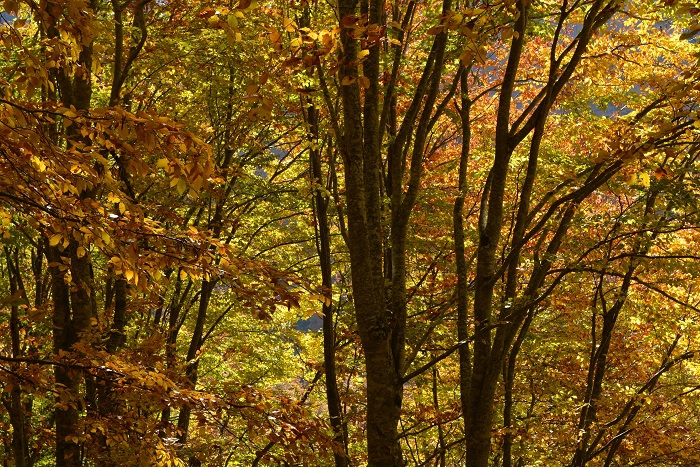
455 73 472 440
44 0 97 458
177 280 214 444
305 91 349 463
48 244 85 467
463 1 617 463
4 248 29 467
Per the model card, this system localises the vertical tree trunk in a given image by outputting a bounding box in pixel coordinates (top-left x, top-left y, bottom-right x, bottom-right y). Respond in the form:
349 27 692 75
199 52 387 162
48 244 84 467
455 72 472 439
43 2 97 462
336 0 452 463
305 91 349 463
177 280 214 444
337 0 402 460
4 248 29 467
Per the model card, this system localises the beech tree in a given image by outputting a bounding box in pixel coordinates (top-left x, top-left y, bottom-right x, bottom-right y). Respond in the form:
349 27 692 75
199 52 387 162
1 0 700 466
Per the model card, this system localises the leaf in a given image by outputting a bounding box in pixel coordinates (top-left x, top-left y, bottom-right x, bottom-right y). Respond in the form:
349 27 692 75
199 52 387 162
654 167 668 180
357 49 370 60
340 14 359 27
283 18 297 32
49 233 62 247
3 0 18 13
638 172 650 188
62 108 78 118
501 27 513 41
235 0 257 11
341 75 356 85
475 46 487 64
176 178 187 195
76 246 87 258
459 49 475 65
358 76 370 89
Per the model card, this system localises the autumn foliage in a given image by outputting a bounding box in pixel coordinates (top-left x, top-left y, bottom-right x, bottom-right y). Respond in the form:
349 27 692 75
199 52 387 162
1 0 700 466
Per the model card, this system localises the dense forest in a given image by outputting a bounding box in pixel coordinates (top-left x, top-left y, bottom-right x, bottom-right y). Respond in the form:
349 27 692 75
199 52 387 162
1 0 700 465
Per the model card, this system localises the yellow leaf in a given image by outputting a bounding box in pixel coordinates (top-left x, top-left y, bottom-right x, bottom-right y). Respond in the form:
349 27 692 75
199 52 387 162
283 17 297 32
49 234 62 247
76 247 86 258
639 173 650 188
501 27 513 41
358 76 370 89
459 49 475 65
125 270 134 281
475 46 487 64
176 178 187 195
341 75 356 86
100 231 111 245
357 49 369 60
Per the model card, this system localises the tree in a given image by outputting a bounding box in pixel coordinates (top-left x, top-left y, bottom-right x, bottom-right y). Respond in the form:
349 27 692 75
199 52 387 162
1 0 700 465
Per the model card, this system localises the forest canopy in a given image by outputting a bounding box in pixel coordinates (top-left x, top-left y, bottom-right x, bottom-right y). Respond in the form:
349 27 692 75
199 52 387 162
1 0 700 466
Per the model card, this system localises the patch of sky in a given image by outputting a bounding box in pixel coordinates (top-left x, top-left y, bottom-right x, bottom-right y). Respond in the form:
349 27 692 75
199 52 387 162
590 102 633 118
0 12 15 24
294 313 323 332
270 146 288 160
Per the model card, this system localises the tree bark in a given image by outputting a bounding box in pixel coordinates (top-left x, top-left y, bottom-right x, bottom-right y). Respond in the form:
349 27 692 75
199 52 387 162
305 92 349 464
336 0 452 463
4 248 30 467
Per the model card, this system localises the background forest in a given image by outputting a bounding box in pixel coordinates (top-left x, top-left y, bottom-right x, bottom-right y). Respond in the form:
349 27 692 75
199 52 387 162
1 0 700 466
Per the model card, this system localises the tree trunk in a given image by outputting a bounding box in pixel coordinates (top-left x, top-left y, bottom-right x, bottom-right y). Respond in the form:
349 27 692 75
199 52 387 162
455 72 472 442
305 96 349 463
4 248 30 467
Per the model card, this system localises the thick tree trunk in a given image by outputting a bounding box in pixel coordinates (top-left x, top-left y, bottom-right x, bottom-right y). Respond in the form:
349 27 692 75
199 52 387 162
49 242 96 467
336 0 402 462
336 0 452 462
